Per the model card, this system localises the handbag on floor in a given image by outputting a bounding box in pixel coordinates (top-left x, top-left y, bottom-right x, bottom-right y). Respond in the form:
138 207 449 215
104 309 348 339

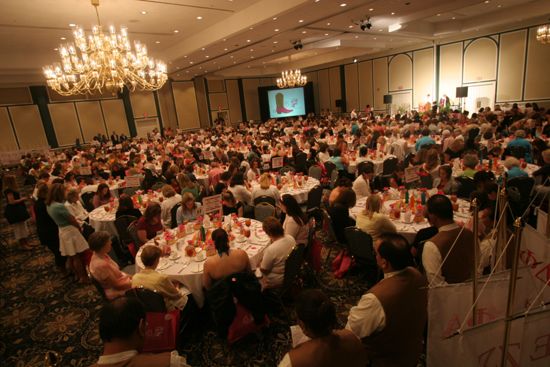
142 309 180 352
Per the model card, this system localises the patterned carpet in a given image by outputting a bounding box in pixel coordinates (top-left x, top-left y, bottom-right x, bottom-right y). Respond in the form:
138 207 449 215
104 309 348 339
0 182 372 367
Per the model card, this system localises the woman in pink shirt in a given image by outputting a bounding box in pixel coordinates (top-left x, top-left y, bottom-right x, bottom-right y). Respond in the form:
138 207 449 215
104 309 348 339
88 231 132 300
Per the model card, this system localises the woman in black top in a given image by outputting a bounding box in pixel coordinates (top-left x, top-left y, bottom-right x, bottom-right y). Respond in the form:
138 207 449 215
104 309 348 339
3 174 32 249
328 188 356 244
34 182 66 269
115 194 142 219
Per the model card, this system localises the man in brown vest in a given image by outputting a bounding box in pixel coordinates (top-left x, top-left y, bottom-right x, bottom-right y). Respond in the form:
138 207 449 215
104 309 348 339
346 233 427 367
90 297 189 367
422 194 477 285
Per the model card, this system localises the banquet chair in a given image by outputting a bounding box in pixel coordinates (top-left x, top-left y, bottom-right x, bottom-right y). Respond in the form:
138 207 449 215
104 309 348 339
86 266 107 301
308 165 323 181
329 169 339 188
382 157 398 175
170 203 181 229
127 220 144 249
506 145 527 160
507 176 535 218
455 176 476 199
324 161 337 178
114 215 138 259
125 287 166 313
253 195 277 206
294 152 308 174
306 185 323 212
80 192 95 212
254 202 277 222
344 227 378 285
281 244 306 296
322 209 346 266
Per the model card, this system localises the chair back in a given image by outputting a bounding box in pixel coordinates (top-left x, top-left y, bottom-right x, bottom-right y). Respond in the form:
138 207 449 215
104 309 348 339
123 187 140 196
344 227 376 266
294 152 308 174
254 195 277 206
127 220 143 248
114 215 138 245
125 287 167 312
308 165 323 180
279 166 295 175
507 145 527 160
382 157 398 175
170 203 181 229
81 192 95 212
306 185 323 211
455 176 476 199
507 176 535 217
324 161 337 177
87 266 107 300
329 169 339 188
283 244 306 289
254 202 277 222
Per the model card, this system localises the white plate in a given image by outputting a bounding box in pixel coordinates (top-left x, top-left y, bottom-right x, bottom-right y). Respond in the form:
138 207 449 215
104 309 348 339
169 253 181 261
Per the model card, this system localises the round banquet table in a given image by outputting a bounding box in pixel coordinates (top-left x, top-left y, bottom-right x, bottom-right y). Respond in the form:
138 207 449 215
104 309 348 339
251 177 319 204
350 196 472 243
88 192 161 237
348 154 395 176
451 159 539 179
134 217 271 307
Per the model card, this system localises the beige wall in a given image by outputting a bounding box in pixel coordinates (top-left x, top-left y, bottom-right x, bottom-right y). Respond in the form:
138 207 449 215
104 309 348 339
497 30 527 102
75 101 106 143
525 26 550 100
129 91 157 119
157 82 178 129
373 58 389 110
225 79 242 125
0 107 19 151
242 79 261 121
172 81 201 130
344 64 359 111
439 42 463 102
101 99 129 136
413 48 434 108
358 60 373 109
48 103 83 146
389 54 412 92
9 105 48 149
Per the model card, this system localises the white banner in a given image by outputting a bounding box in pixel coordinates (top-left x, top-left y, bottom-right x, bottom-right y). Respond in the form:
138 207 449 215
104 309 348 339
519 309 550 366
520 225 550 306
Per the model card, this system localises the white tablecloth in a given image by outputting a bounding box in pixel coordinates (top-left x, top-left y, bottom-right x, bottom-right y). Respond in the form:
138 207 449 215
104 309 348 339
251 177 319 204
350 196 471 243
135 217 270 307
348 154 393 175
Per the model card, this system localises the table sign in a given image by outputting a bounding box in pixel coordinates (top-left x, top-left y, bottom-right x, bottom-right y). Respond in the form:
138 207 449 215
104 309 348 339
404 166 420 183
125 175 141 188
272 157 284 169
202 194 223 216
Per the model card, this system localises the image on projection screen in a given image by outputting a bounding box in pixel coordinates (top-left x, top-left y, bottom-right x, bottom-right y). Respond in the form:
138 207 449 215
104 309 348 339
267 87 306 118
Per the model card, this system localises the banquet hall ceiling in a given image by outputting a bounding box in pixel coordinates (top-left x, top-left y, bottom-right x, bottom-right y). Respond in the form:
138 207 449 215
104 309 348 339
0 0 548 85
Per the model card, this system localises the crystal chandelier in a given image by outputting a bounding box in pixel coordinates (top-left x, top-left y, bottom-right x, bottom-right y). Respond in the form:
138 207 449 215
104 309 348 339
43 0 167 96
537 23 550 44
277 69 307 88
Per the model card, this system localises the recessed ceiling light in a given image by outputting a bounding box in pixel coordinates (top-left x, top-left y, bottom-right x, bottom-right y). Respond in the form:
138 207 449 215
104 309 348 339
224 48 228 51
205 55 209 58
324 33 329 36
186 71 189 73
196 16 203 20
315 0 320 2
378 29 383 32
246 39 251 42
69 23 76 27
201 47 205 51
497 4 502 7
250 56 254 58
302 31 307 34
173 30 179 33
369 8 374 11
199 66 202 69
155 41 160 44
452 17 456 20
484 0 490 3
250 48 254 51
190 61 194 64
354 35 358 38
54 48 58 51
340 3 347 7
184 55 188 58
274 28 279 32
223 38 226 42
141 11 147 15
373 37 377 40
327 22 331 26
233 61 236 64
299 19 304 23
176 66 180 69
348 25 353 28
273 41 278 44
437 13 441 16
249 27 254 30
273 17 277 20
230 55 234 58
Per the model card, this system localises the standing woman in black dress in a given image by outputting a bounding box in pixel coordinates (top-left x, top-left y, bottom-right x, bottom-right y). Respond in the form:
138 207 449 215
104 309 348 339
34 182 66 271
3 174 32 249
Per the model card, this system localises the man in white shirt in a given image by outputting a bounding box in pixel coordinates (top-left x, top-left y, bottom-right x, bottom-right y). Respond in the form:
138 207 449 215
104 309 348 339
352 162 374 198
345 233 427 366
258 217 296 289
422 195 477 286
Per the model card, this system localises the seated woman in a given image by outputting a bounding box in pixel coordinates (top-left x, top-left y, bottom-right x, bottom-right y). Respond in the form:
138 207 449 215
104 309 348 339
328 188 356 244
280 194 309 246
251 173 280 204
328 177 352 206
88 231 132 300
132 245 190 310
433 165 458 194
115 194 142 219
65 188 89 225
328 148 349 177
246 159 261 182
178 173 200 200
228 172 253 207
176 192 202 225
222 191 244 217
389 163 405 189
160 185 181 228
503 157 528 181
355 194 396 241
92 183 112 208
203 228 251 289
278 289 366 367
135 203 164 245
258 217 296 290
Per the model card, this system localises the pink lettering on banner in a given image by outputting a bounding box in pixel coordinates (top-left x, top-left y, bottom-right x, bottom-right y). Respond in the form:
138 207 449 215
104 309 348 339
531 333 550 362
535 264 550 284
442 308 497 337
519 249 540 269
478 343 520 367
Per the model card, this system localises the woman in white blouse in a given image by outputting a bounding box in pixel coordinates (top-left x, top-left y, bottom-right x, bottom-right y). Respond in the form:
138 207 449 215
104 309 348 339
65 188 88 225
251 173 280 203
159 184 181 227
280 194 309 245
228 172 253 207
